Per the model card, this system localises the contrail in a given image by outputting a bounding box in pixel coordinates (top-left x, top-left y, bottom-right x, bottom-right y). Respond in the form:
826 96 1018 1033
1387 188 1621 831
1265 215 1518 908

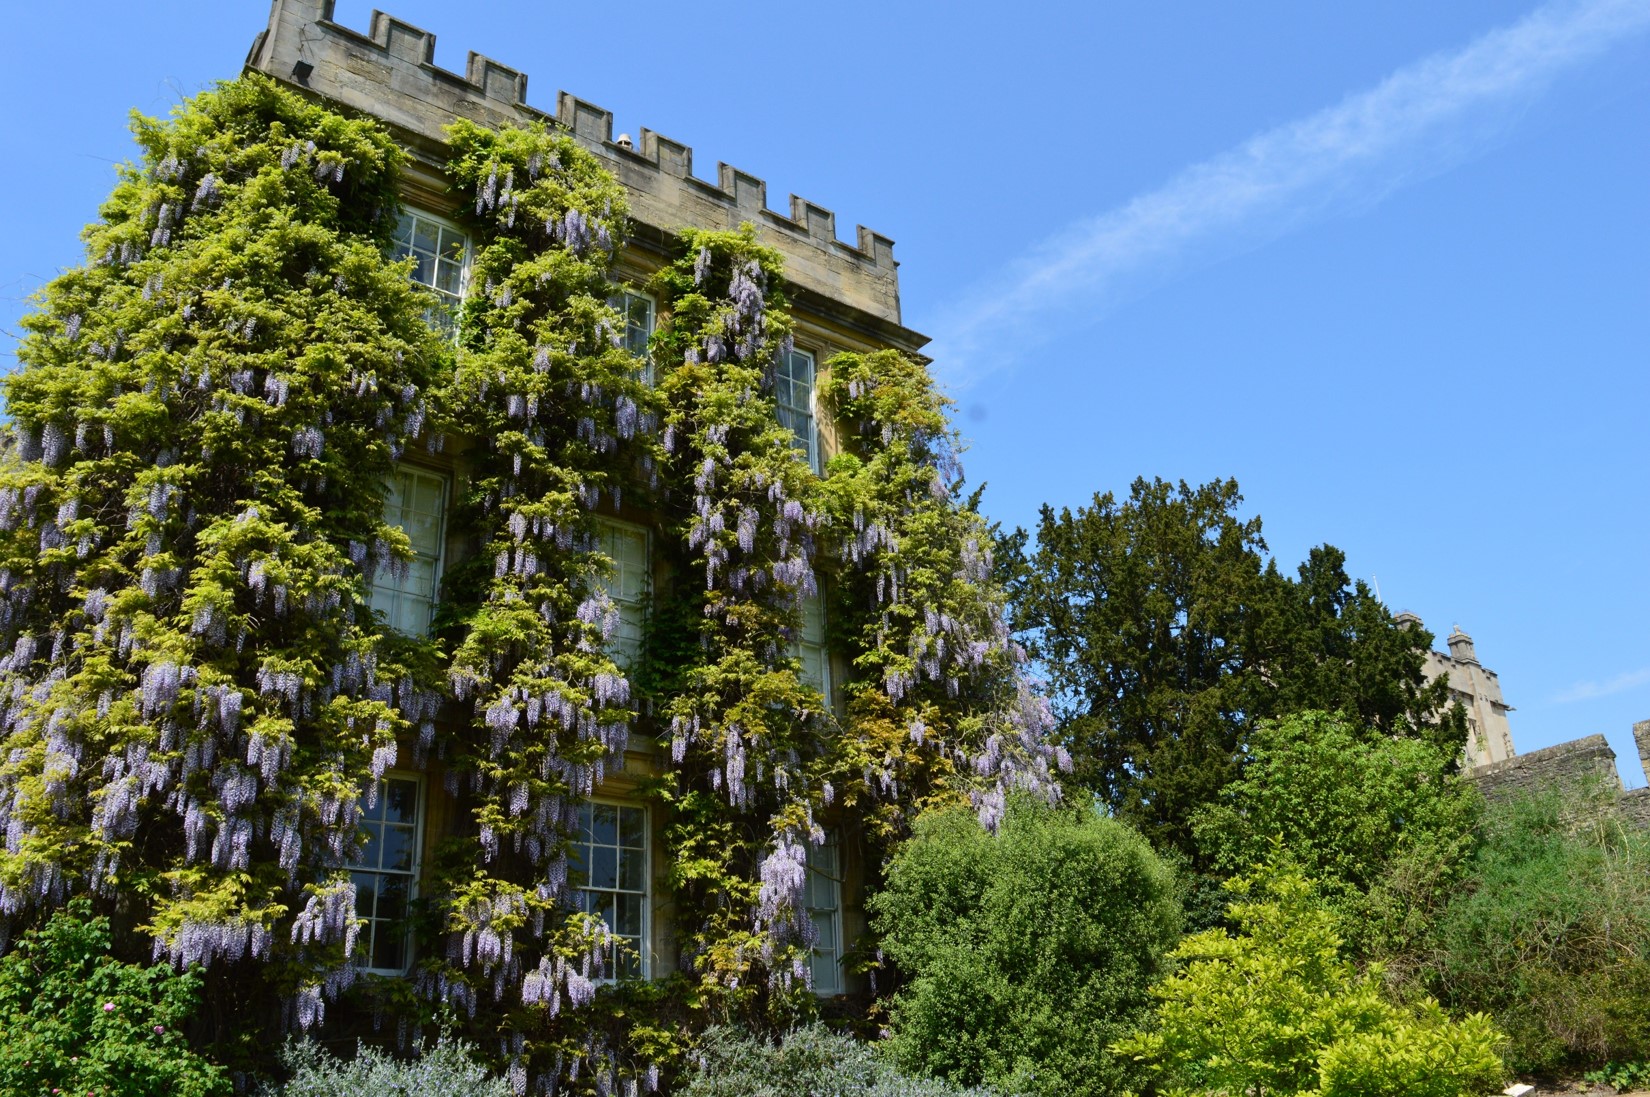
930 0 1650 387
1555 666 1650 703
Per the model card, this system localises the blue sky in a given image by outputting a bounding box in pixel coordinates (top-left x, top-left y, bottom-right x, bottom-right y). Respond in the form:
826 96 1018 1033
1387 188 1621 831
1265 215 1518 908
3 1 1647 781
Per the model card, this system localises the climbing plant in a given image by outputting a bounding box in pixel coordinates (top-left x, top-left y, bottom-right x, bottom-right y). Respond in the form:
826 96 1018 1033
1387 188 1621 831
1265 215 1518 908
0 74 445 1034
0 74 1065 1094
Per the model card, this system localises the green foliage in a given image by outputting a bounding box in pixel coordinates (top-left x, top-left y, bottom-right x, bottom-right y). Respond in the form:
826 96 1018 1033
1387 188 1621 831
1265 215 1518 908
679 1023 1006 1097
1004 477 1460 857
1428 783 1650 1074
1113 859 1503 1097
1193 710 1481 959
1586 1060 1650 1092
0 71 1066 1094
0 69 443 1006
870 799 1180 1097
261 1034 509 1096
0 900 230 1097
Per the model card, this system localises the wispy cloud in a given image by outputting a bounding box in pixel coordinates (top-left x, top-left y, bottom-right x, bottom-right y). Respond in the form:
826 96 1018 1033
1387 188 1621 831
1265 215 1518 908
1555 666 1650 703
931 0 1650 386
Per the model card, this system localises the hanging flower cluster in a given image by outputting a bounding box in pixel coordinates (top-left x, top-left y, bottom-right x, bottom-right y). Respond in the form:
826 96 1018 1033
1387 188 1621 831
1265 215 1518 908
816 350 1070 837
407 121 669 1092
0 74 446 1019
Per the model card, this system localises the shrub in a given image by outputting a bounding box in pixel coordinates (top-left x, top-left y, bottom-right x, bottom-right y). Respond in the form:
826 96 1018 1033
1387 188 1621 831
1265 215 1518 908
0 900 230 1097
261 1034 510 1097
870 799 1181 1097
1113 858 1504 1097
678 1024 1002 1097
1192 710 1481 964
1430 782 1650 1074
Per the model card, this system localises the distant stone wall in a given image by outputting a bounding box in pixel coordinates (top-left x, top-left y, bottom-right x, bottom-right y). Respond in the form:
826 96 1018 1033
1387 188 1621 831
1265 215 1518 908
1468 721 1650 827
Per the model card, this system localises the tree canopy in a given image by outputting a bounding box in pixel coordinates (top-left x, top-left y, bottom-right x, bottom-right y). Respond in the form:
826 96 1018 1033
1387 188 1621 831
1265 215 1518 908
1003 477 1462 856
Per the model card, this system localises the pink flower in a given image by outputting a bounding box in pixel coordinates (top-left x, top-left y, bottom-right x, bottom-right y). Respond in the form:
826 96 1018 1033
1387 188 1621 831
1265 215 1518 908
102 1002 115 1012
153 1025 165 1034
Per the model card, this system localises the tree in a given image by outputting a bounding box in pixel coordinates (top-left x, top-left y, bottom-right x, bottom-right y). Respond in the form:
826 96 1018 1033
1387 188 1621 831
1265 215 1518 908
1004 477 1460 857
869 799 1181 1097
1192 711 1481 964
1112 858 1504 1097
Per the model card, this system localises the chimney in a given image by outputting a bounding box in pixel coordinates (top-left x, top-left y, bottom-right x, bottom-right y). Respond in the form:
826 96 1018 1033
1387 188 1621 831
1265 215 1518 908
1446 627 1478 665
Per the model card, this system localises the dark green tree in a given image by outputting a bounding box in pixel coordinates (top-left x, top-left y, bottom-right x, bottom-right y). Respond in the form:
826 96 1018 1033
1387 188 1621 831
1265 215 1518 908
1004 477 1460 857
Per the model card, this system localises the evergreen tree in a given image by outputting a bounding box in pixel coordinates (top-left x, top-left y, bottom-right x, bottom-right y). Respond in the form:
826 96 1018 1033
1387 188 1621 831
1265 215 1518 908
1004 477 1460 857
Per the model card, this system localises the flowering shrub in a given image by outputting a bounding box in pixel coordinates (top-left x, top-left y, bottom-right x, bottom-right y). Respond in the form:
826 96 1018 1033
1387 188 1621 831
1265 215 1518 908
0 72 443 1026
870 799 1179 1097
0 900 229 1097
678 1024 1005 1097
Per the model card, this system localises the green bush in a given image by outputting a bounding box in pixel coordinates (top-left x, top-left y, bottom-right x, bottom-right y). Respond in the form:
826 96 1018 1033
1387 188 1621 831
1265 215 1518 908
1193 710 1481 964
261 1034 510 1097
1430 782 1650 1074
870 799 1181 1097
0 900 230 1097
678 1024 1003 1097
1113 858 1504 1097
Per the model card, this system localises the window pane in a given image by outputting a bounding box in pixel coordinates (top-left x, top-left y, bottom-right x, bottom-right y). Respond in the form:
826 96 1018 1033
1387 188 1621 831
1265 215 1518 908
411 218 438 253
619 806 646 849
377 875 409 921
372 927 406 972
806 838 842 995
382 825 415 872
348 777 423 974
385 778 419 823
619 847 645 892
591 804 618 846
590 845 617 890
352 871 379 917
593 520 650 669
574 802 649 980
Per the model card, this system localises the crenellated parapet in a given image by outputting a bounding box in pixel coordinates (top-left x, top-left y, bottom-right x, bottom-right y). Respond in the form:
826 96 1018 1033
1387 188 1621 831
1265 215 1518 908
245 0 914 334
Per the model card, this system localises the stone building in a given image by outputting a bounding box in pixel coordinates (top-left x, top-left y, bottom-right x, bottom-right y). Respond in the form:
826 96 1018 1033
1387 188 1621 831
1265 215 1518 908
1396 613 1516 769
243 0 935 992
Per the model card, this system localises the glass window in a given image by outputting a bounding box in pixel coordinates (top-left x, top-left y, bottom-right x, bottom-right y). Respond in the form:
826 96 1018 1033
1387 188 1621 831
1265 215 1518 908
610 289 655 369
370 467 448 636
776 348 819 472
392 211 469 337
349 774 423 974
805 838 843 995
794 594 830 701
593 518 649 668
567 801 649 979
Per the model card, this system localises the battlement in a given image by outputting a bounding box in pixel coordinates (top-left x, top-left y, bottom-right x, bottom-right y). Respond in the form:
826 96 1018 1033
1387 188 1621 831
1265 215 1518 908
246 0 914 333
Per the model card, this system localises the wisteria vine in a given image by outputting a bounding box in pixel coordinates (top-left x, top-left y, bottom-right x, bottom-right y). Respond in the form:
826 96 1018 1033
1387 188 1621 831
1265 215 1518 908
0 73 1066 1097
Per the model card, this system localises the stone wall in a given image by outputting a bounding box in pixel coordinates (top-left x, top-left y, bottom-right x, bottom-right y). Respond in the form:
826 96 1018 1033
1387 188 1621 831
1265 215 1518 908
1468 721 1650 827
